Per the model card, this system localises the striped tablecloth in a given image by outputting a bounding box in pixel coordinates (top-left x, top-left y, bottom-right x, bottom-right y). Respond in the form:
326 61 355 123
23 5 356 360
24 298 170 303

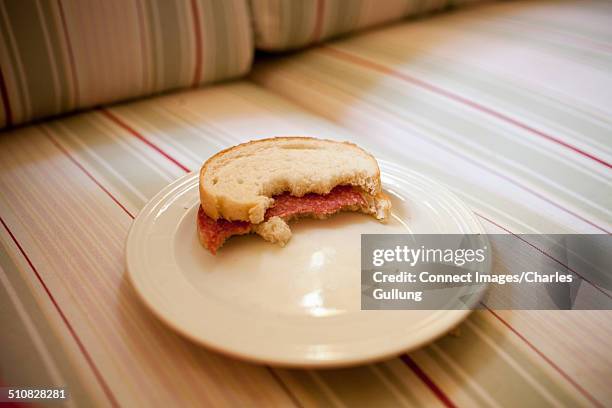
1 1 611 407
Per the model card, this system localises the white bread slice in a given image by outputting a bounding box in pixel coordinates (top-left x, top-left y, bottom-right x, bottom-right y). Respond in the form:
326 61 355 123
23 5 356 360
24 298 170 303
200 137 389 225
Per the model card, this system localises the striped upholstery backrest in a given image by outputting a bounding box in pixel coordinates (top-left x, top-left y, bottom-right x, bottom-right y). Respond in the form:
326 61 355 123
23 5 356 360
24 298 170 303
0 0 252 128
251 0 481 51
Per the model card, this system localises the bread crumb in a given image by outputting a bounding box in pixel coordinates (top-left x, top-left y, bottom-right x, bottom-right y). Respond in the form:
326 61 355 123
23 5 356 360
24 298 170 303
253 216 292 246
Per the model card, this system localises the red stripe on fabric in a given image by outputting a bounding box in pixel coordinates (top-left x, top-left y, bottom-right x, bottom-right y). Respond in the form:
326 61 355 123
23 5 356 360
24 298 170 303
57 0 80 106
190 0 203 87
99 109 190 173
0 217 120 408
322 46 612 169
134 0 149 95
475 212 612 300
266 368 303 408
480 303 604 408
400 355 457 408
463 151 609 234
40 126 135 219
0 63 13 127
311 0 325 43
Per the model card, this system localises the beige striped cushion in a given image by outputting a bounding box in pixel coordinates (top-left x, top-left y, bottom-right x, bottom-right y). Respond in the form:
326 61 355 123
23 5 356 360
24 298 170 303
251 0 481 51
1 81 607 407
2 77 610 406
2 1 611 407
0 0 252 128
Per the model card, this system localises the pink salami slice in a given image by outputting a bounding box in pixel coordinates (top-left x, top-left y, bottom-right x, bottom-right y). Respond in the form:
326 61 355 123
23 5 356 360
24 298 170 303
197 185 366 254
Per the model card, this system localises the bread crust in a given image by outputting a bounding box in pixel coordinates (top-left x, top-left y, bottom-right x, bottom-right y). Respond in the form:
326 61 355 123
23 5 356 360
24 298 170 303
199 136 383 223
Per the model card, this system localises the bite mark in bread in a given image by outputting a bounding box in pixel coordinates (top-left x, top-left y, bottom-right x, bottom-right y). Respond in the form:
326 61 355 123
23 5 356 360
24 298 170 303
200 137 383 223
197 185 390 254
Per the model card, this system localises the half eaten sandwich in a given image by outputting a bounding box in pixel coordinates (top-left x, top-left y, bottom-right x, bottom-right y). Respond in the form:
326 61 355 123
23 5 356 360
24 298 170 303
197 137 391 254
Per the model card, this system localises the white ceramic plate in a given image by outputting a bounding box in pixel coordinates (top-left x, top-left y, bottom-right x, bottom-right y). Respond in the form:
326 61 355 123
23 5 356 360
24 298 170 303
126 160 486 367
